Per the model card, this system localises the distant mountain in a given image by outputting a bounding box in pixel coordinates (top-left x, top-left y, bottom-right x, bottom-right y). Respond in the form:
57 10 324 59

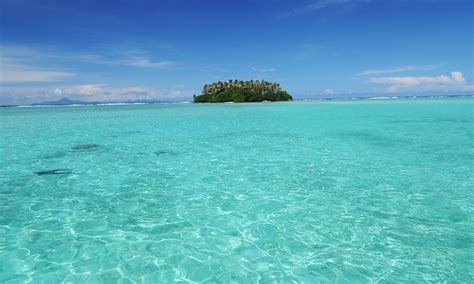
31 98 95 105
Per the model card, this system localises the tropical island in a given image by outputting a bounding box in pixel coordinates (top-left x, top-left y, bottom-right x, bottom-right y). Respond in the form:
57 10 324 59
193 80 293 103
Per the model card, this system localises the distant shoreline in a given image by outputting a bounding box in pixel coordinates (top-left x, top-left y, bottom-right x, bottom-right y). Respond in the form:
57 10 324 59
1 94 472 108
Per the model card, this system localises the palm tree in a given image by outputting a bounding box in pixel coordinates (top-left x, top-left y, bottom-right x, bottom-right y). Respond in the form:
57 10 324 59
201 80 285 96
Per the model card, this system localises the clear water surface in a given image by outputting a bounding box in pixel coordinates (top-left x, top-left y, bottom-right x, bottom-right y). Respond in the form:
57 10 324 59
1 97 473 282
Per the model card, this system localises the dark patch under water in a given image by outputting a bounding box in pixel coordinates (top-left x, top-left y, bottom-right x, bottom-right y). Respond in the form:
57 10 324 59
42 144 100 160
42 151 68 159
34 169 72 176
72 144 100 150
337 130 406 147
155 150 179 156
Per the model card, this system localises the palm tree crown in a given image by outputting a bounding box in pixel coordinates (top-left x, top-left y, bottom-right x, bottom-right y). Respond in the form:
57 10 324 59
202 79 283 95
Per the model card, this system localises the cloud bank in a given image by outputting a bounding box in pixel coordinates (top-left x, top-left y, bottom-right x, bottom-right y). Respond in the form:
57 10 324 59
322 88 335 95
0 59 75 83
369 71 473 93
0 84 194 105
358 65 435 76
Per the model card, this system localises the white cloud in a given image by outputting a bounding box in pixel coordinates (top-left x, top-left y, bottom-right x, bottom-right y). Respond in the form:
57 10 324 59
322 88 335 95
369 72 465 86
0 59 75 83
73 49 176 68
0 45 176 74
164 88 195 98
251 67 276 73
358 65 435 76
85 55 175 68
51 84 154 100
451 71 466 84
303 0 353 11
369 71 473 93
57 84 107 96
124 57 175 68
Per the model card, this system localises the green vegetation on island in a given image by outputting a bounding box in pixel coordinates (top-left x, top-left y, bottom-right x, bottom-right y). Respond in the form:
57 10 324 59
193 80 293 103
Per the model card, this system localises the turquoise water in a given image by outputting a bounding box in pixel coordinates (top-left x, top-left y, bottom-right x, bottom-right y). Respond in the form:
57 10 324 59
1 98 473 282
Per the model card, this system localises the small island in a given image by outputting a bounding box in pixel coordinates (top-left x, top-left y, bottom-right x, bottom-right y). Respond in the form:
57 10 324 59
193 80 293 103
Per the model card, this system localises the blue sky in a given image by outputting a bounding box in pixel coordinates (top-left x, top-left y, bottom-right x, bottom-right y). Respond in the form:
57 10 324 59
0 0 472 104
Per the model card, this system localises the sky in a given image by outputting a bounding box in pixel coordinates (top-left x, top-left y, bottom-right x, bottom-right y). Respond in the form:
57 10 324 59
0 0 473 104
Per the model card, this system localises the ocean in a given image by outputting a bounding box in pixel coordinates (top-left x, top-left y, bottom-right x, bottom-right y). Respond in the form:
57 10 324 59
1 97 473 282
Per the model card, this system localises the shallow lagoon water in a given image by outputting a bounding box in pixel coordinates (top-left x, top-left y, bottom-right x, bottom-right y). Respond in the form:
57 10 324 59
0 98 473 282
